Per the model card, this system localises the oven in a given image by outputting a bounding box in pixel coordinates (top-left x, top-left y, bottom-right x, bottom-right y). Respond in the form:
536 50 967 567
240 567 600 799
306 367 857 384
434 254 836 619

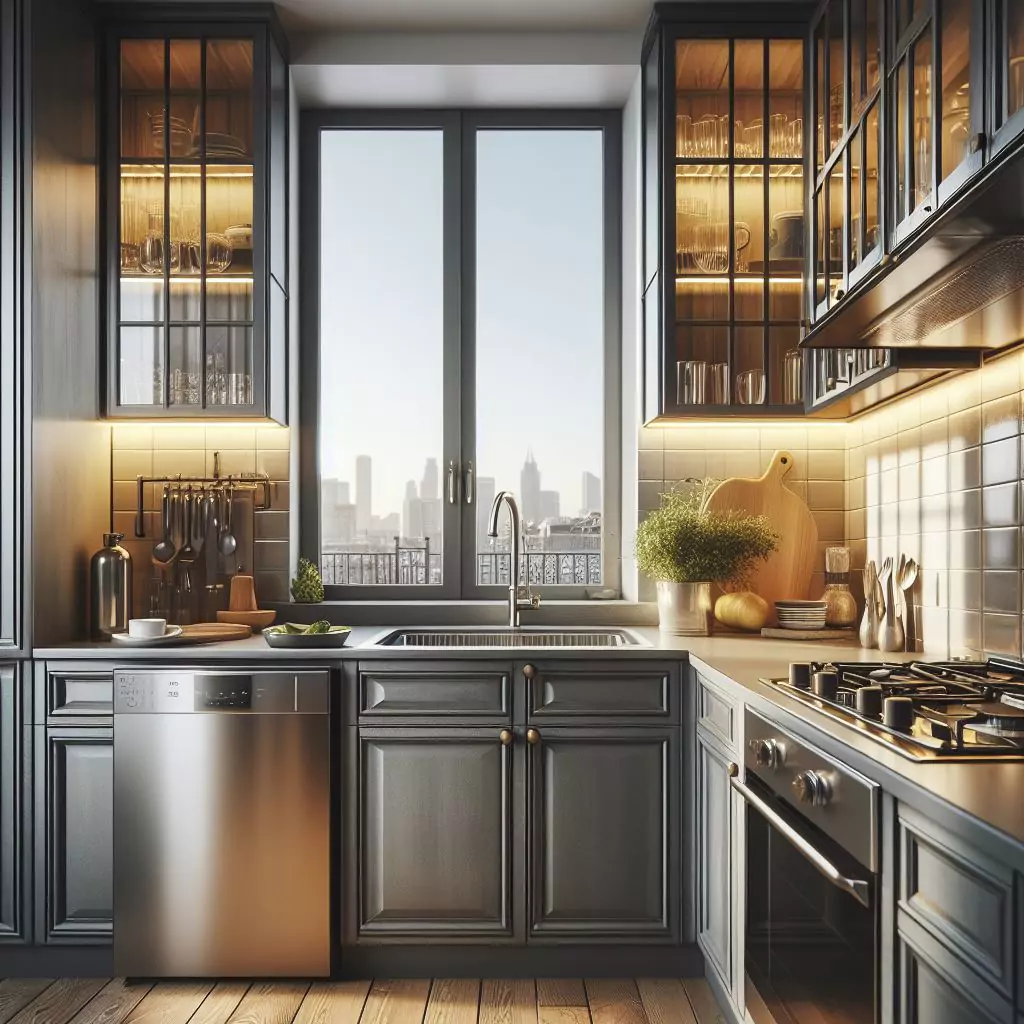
736 708 880 1024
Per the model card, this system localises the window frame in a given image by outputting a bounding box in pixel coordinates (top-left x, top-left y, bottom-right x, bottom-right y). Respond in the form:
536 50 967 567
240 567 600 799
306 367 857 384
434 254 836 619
299 108 622 602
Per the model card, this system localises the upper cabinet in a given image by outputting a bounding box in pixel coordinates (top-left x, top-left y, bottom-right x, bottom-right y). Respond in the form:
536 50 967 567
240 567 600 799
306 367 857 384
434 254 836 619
642 6 817 422
105 10 288 421
990 0 1024 157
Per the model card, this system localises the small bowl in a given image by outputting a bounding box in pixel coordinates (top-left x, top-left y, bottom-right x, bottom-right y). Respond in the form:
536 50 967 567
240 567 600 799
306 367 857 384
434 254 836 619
128 617 167 639
263 624 352 649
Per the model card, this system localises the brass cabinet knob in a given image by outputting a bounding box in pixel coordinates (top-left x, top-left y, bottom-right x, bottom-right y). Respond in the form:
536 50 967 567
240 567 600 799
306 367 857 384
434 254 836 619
526 728 541 745
500 729 514 746
727 762 739 778
523 664 536 679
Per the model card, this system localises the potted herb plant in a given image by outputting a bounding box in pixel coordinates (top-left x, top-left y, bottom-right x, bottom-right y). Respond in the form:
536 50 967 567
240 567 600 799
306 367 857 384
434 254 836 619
635 481 778 635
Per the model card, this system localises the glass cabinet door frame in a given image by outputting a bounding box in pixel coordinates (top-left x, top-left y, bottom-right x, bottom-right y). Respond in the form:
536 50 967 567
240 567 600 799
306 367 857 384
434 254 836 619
988 0 1024 159
649 15 811 421
809 0 887 323
104 18 283 420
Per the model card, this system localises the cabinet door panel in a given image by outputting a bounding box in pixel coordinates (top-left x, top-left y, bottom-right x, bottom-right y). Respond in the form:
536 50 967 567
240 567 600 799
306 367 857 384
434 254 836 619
696 733 733 989
528 727 678 941
38 729 113 942
526 661 677 723
353 727 514 940
0 665 27 943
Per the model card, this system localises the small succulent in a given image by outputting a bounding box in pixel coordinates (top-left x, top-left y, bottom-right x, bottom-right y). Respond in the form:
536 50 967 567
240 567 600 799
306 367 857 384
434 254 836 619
635 481 777 586
290 557 325 603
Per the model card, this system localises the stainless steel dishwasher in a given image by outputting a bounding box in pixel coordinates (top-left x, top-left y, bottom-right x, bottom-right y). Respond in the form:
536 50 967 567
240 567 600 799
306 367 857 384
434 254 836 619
113 668 331 978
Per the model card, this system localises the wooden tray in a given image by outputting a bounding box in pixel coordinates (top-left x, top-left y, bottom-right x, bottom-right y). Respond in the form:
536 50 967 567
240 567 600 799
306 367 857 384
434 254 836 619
760 627 857 641
179 623 252 644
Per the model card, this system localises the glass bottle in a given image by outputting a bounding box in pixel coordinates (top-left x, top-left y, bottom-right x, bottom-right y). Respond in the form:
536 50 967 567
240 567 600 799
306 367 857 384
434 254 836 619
820 545 858 628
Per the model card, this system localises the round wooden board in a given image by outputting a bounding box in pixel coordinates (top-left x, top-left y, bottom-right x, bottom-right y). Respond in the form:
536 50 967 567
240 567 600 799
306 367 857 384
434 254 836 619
179 622 252 643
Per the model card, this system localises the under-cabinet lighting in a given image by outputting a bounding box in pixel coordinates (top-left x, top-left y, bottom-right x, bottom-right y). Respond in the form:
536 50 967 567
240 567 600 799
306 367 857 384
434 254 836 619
660 419 847 429
121 277 254 285
675 275 803 285
119 169 254 179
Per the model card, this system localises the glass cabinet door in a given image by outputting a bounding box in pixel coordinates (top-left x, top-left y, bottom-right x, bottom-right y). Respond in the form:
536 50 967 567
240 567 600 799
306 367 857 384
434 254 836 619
116 36 257 413
991 0 1024 156
672 36 805 412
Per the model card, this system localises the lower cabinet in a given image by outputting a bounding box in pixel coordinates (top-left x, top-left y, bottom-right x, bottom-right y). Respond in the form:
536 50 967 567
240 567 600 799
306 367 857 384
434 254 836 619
527 726 678 942
695 728 735 989
36 727 113 942
349 726 515 940
0 664 28 944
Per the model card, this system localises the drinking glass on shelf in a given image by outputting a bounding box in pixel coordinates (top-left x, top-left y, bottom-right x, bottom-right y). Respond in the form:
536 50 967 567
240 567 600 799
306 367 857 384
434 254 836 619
677 360 708 405
788 118 803 157
694 222 729 274
693 116 716 157
709 362 729 404
736 368 766 405
718 115 730 156
734 221 752 272
676 114 693 157
770 114 788 157
227 373 252 405
676 196 709 271
742 118 762 158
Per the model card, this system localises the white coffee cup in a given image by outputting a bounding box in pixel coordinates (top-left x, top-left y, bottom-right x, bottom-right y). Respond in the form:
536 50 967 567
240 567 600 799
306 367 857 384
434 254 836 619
128 617 166 639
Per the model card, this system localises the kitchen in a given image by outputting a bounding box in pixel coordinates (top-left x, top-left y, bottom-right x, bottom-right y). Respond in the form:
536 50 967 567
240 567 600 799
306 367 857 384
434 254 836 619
3 0 1024 1022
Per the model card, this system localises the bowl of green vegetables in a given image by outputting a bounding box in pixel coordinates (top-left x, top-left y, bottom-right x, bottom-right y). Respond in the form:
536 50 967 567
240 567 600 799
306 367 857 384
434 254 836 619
262 621 352 648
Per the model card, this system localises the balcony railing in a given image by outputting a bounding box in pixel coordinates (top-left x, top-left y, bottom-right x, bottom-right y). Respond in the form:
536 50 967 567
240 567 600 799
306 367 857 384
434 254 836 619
477 551 602 586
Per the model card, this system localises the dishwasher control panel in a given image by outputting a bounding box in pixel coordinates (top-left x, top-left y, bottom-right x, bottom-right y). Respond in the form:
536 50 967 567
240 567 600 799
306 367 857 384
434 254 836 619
116 672 195 712
114 670 330 713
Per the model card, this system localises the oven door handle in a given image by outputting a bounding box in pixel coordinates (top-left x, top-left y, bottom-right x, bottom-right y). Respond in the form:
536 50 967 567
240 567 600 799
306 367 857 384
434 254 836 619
731 776 872 909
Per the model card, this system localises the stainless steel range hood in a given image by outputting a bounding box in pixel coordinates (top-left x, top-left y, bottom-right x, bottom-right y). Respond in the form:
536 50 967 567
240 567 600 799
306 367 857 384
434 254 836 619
803 139 1024 351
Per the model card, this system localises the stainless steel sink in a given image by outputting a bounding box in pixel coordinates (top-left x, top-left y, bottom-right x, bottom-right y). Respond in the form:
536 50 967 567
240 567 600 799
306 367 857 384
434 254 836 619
375 628 645 649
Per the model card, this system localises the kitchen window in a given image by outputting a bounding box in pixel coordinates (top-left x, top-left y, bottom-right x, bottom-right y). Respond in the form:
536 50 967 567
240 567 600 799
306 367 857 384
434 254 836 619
300 111 621 600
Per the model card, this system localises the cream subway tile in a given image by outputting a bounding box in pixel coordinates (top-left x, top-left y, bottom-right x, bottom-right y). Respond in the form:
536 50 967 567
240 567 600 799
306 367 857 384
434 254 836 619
983 571 1021 615
807 449 844 480
812 510 845 542
111 448 152 481
846 420 864 447
206 426 257 451
949 530 982 570
724 450 762 478
948 407 982 452
867 533 884 564
847 507 867 541
661 426 705 450
948 569 980 610
897 426 922 465
920 494 949 534
638 449 664 481
760 426 808 451
874 406 900 441
981 352 1022 402
981 393 1022 444
805 424 846 450
713 427 761 450
256 426 291 451
983 612 1021 657
919 383 949 425
807 480 845 510
983 526 1020 570
113 480 158 512
638 481 663 511
857 410 881 444
879 438 899 473
254 510 290 540
210 449 256 477
111 425 154 450
918 607 950 656
948 446 981 490
880 468 898 504
848 444 866 478
153 449 206 479
948 609 982 656
919 568 947 609
849 538 867 570
982 482 1020 529
254 540 289 572
664 450 706 481
785 479 807 502
152 425 207 450
919 417 948 461
896 532 921 563
948 489 981 531
920 455 948 497
867 503 881 540
638 426 665 450
112 511 139 540
866 472 881 507
982 435 1020 487
705 450 728 479
863 439 881 476
846 476 867 510
899 499 922 537
898 463 921 500
895 395 922 432
268 481 289 509
255 571 290 604
947 370 982 414
257 449 290 481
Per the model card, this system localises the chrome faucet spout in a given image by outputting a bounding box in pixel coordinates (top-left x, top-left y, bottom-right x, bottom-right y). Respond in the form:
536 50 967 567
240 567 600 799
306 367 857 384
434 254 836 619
486 490 540 627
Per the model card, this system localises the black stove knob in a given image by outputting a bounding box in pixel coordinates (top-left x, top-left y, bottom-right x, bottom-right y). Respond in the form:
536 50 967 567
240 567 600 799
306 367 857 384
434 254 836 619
749 737 785 769
812 670 839 700
789 662 813 689
855 685 884 717
883 695 915 731
792 769 833 807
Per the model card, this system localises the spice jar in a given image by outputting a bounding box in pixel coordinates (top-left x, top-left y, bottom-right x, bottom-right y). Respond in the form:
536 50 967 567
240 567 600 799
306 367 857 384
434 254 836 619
820 546 858 628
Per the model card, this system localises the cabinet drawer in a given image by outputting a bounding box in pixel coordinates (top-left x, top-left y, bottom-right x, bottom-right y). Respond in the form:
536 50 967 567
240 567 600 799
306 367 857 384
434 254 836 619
357 662 511 721
898 909 1013 1024
525 661 679 723
899 805 1015 1000
695 672 736 749
35 664 115 723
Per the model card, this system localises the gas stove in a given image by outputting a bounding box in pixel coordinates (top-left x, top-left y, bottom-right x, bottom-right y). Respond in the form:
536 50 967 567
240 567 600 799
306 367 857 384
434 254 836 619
761 659 1024 761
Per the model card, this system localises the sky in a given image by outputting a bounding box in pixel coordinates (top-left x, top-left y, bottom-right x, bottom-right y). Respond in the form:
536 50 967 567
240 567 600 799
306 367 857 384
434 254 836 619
318 127 604 522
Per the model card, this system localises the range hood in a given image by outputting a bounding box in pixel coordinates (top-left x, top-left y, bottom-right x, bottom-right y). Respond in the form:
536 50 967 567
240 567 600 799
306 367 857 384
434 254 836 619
803 138 1024 351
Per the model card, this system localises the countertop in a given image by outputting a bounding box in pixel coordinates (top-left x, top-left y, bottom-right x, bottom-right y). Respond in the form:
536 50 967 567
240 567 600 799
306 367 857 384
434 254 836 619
33 628 1024 855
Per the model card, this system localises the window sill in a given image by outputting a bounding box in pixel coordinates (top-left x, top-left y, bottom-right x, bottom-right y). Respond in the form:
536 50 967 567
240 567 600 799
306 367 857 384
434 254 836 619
265 599 658 628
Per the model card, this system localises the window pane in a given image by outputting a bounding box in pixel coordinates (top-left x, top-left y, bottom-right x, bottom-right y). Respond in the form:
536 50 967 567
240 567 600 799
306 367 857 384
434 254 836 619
475 130 604 588
318 130 445 586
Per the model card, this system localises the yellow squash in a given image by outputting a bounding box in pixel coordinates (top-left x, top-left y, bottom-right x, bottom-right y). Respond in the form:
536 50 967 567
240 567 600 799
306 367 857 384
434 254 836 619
714 591 769 631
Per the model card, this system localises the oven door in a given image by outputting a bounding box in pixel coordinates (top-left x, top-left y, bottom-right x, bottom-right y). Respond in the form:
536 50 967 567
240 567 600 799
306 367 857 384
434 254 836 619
733 773 878 1024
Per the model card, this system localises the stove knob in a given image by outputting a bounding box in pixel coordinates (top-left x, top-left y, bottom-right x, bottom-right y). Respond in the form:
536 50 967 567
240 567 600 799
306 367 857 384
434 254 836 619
812 670 839 700
792 769 833 807
749 737 785 769
855 685 884 717
883 695 915 732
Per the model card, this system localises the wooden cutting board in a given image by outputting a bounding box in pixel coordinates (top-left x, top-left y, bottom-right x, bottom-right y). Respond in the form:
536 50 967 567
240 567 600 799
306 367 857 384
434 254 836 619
702 450 818 623
179 622 252 643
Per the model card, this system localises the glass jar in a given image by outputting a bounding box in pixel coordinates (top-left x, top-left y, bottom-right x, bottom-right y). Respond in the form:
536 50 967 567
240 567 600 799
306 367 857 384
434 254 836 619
820 546 858 628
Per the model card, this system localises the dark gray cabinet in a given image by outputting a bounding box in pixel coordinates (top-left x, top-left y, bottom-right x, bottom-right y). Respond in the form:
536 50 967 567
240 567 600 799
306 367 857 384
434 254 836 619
0 664 28 944
527 726 679 942
35 728 113 942
347 726 516 941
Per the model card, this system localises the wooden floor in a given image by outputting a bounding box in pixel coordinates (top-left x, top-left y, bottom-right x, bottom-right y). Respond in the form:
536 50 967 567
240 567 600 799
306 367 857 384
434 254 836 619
0 978 729 1024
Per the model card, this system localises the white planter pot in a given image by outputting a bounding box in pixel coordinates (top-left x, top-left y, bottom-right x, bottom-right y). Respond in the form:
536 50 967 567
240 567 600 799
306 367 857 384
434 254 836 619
656 580 713 636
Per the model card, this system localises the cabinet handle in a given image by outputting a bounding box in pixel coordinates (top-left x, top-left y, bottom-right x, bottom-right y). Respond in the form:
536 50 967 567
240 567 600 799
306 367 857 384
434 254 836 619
526 728 541 745
500 729 514 746
727 762 739 778
523 664 536 679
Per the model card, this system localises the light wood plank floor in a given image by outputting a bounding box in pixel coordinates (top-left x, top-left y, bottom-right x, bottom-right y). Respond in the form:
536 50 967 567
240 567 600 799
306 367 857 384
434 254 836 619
0 979 729 1024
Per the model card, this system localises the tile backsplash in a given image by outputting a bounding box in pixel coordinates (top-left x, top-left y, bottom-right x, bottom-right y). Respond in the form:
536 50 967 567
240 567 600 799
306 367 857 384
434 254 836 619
110 424 292 616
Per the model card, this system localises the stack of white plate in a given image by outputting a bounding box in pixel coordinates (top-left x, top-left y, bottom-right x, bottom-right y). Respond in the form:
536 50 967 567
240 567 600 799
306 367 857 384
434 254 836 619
775 600 828 630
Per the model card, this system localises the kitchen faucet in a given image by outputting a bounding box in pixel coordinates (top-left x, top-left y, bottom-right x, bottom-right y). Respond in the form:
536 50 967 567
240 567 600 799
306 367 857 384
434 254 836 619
486 490 541 627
